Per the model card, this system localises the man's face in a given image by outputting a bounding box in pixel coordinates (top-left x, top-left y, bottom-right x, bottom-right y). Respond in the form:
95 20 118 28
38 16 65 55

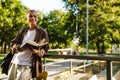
26 11 38 25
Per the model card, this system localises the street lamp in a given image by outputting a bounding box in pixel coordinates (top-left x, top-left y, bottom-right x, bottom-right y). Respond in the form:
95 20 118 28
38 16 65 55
86 0 89 55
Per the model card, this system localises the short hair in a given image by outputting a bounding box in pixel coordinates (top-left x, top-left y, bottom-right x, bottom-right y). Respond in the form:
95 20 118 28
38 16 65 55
27 9 37 14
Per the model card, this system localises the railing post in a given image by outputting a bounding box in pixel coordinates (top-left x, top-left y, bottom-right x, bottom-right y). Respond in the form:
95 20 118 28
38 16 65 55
106 60 112 80
69 59 72 74
83 60 86 73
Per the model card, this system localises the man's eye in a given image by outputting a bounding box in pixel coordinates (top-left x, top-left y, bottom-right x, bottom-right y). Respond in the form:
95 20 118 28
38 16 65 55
34 16 37 18
29 16 32 18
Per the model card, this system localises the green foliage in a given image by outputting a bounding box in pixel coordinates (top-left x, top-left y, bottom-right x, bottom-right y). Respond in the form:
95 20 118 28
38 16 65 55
88 0 120 53
62 0 120 53
41 10 74 48
0 0 28 53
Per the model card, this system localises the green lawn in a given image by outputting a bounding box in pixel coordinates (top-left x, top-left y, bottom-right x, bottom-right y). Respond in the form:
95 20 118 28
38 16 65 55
0 54 5 73
0 54 5 63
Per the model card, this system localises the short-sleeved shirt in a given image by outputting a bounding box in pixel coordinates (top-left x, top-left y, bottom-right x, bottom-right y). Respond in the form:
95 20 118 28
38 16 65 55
11 29 36 66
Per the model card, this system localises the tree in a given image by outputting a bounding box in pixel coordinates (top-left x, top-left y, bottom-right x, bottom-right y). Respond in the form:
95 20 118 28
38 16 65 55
0 0 28 53
41 10 70 48
89 0 120 54
62 0 120 54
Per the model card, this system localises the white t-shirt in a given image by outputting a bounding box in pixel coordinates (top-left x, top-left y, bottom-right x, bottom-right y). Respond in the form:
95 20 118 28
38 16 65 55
11 29 36 66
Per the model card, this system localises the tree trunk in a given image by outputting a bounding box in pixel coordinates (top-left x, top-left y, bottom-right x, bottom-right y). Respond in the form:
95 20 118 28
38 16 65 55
96 42 101 54
2 42 6 53
101 41 106 54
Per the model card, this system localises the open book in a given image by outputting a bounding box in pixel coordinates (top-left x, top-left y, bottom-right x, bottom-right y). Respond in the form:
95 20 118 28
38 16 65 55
21 38 48 50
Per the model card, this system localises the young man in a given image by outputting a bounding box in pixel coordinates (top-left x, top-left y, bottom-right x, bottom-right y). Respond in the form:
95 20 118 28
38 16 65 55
7 10 49 80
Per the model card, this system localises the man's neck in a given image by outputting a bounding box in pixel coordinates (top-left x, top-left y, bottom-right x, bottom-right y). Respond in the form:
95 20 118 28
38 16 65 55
29 24 37 30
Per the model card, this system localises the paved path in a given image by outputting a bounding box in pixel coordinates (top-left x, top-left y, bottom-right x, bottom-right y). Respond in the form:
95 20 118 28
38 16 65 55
45 59 108 80
46 59 83 74
45 59 84 80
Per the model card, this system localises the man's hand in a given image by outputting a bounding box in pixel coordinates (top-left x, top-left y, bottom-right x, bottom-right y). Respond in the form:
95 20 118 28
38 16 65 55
12 44 21 53
32 49 45 57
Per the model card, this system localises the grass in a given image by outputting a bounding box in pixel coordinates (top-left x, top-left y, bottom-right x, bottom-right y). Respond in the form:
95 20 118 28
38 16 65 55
0 54 5 73
0 54 6 64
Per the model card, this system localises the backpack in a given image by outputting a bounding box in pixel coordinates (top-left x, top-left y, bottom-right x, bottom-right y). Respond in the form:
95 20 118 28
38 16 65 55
0 51 14 75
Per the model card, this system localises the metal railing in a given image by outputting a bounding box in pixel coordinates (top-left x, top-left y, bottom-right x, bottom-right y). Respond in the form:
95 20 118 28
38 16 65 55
43 54 120 80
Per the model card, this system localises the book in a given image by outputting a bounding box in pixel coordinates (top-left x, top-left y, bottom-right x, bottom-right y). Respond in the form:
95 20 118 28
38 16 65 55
36 71 48 80
21 38 48 50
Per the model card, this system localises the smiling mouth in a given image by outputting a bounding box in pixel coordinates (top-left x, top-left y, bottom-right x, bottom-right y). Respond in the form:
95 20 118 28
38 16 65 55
30 19 36 22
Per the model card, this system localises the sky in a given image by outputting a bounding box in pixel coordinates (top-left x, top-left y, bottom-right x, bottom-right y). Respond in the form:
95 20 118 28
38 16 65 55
20 0 65 14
